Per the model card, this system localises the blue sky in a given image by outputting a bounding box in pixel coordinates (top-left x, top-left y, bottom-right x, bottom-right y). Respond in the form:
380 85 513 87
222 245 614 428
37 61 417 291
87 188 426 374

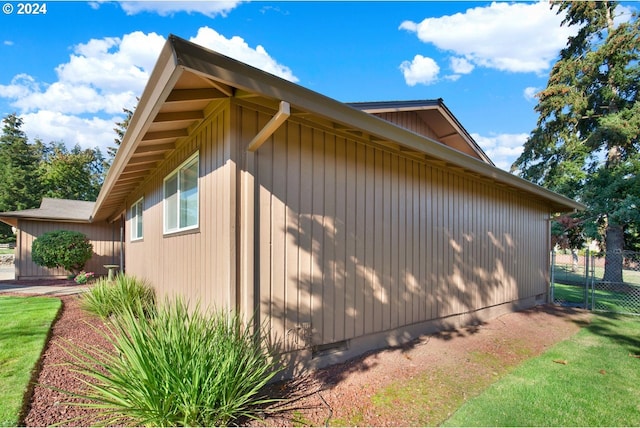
0 1 635 170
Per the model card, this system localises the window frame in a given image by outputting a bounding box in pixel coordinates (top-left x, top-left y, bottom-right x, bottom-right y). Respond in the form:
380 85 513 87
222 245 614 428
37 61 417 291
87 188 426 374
130 197 144 241
163 152 199 235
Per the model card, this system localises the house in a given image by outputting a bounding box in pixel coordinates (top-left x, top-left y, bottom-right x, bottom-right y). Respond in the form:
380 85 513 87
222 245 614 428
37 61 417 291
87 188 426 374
0 198 120 278
1 35 583 373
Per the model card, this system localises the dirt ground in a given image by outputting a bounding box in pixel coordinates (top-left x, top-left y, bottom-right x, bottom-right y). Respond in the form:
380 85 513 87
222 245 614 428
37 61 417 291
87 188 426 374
18 289 591 427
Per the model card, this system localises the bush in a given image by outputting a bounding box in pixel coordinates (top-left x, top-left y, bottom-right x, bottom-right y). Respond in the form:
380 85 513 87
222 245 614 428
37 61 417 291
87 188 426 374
65 298 280 426
31 230 93 274
80 274 155 319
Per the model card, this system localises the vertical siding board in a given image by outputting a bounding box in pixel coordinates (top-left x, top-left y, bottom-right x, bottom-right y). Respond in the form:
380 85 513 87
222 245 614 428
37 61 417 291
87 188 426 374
373 149 385 332
354 142 367 337
395 155 405 328
412 161 421 323
322 134 336 343
345 139 357 339
285 123 301 348
298 125 314 346
364 145 375 335
257 126 274 333
310 129 325 344
270 127 287 348
383 151 393 331
421 165 431 320
334 137 347 342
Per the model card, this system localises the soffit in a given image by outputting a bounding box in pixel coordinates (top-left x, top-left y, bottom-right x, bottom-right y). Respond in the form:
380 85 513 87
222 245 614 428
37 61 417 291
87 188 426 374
93 70 231 222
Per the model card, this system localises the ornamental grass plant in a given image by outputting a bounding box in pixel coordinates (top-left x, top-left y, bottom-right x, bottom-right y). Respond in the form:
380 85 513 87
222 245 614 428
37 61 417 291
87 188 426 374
66 297 280 426
80 274 155 319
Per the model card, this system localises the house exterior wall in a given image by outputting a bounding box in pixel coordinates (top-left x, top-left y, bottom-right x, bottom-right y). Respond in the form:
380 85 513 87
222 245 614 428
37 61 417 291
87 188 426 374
123 101 237 308
120 98 551 372
15 220 120 279
236 102 550 360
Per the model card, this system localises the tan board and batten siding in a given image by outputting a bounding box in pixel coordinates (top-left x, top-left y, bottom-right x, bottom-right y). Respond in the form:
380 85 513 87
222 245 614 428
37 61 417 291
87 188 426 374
15 220 119 279
123 99 549 365
124 101 237 309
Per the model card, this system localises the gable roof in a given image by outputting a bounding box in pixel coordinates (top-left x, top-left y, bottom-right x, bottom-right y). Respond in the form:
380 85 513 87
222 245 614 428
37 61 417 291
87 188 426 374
92 34 584 222
0 198 94 227
348 99 494 165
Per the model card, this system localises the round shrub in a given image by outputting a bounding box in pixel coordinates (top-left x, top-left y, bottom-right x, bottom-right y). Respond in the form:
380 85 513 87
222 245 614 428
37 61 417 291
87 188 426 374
31 230 93 275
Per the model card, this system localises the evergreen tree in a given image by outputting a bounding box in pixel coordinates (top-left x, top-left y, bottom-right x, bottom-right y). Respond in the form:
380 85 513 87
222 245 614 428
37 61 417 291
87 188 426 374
0 114 42 241
513 1 640 282
108 102 137 162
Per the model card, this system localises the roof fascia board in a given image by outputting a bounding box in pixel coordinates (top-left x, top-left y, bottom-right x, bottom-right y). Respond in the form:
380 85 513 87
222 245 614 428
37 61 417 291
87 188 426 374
170 36 582 212
94 36 579 214
91 41 184 220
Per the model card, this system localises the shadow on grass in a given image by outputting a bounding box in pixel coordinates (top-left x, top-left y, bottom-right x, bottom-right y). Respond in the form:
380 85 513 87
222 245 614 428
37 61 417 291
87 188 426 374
583 313 640 355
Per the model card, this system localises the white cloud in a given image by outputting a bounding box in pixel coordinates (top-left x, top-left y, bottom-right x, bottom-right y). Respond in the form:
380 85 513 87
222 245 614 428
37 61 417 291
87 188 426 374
2 32 164 116
3 40 14 46
399 54 440 86
21 110 120 152
190 27 299 82
450 57 474 74
0 28 299 154
119 1 242 17
472 132 528 171
524 86 539 102
400 1 577 74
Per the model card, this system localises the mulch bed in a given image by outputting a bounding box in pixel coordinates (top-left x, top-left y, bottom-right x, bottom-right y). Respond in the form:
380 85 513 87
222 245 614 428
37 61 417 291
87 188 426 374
15 292 591 427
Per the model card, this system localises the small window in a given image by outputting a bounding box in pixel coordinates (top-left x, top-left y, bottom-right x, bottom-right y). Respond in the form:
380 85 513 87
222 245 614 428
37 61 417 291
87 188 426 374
164 153 199 234
131 197 144 241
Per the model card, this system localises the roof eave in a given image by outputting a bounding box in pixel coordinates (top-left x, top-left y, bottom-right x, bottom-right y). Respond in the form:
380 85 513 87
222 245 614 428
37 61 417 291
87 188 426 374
93 35 584 219
91 39 184 222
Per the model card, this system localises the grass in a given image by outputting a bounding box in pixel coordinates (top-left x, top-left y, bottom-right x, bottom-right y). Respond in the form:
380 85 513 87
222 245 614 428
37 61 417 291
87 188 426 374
0 296 61 426
0 249 13 255
443 314 640 427
553 282 640 314
553 263 640 286
80 274 155 319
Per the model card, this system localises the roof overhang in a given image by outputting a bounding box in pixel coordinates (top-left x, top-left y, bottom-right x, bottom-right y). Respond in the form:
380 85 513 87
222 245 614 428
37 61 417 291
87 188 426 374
91 34 584 222
347 100 494 165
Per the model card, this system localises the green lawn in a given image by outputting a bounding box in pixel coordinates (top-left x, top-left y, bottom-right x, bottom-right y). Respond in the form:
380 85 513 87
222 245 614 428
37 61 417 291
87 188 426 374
553 282 640 315
443 314 640 427
0 249 13 255
553 263 640 286
0 296 61 426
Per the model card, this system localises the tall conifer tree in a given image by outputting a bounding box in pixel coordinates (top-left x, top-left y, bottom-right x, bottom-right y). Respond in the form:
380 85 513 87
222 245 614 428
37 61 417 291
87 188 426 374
514 1 640 282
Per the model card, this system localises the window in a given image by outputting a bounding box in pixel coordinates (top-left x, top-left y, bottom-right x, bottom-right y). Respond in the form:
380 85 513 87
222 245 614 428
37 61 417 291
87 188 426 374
131 197 144 241
164 153 199 234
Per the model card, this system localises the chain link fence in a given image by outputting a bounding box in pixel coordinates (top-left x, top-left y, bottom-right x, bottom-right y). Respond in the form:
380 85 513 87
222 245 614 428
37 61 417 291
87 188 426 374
551 250 640 316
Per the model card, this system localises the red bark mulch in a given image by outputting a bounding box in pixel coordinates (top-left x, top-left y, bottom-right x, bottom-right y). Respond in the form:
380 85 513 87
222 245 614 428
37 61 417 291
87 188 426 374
17 292 591 427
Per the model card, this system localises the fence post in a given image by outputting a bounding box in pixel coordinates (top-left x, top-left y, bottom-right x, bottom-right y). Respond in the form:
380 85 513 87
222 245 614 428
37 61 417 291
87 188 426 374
584 250 590 309
550 250 556 303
